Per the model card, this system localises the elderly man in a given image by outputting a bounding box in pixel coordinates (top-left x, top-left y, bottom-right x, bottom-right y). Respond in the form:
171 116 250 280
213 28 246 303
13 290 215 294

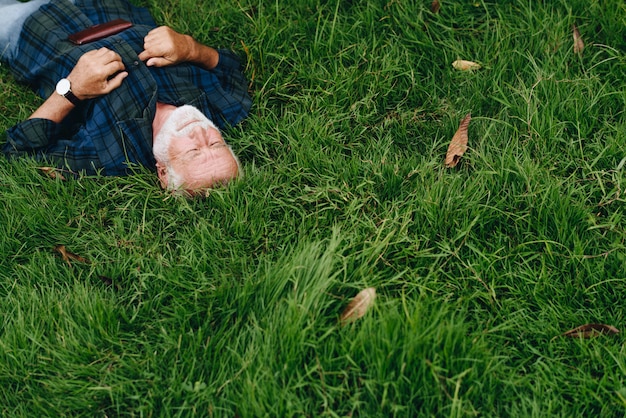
1 0 251 194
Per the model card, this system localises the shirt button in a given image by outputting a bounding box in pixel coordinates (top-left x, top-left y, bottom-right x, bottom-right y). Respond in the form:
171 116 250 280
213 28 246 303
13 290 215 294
133 60 139 66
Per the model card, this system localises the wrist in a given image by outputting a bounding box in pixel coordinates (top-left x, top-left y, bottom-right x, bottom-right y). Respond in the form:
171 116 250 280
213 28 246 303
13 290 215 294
185 35 219 69
55 78 82 105
184 35 200 62
30 90 76 121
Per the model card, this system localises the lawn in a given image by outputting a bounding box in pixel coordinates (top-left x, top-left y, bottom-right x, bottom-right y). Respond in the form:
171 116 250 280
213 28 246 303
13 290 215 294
1 0 625 416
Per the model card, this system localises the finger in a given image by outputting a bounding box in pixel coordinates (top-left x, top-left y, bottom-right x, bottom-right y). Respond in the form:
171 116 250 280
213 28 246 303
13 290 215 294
139 49 164 64
149 26 169 36
137 49 150 62
143 27 166 45
104 51 124 65
94 47 116 58
103 59 126 77
144 26 162 37
91 48 123 66
139 42 166 62
105 71 128 91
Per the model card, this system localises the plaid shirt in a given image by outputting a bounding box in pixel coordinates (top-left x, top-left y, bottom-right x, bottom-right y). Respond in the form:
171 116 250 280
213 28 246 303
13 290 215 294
2 0 251 176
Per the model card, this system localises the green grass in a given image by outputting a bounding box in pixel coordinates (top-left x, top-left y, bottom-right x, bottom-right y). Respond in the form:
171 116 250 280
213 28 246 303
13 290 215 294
1 0 626 416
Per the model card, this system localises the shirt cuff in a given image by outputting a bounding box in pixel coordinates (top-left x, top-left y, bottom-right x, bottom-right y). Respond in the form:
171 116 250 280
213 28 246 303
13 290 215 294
3 118 62 155
214 49 244 72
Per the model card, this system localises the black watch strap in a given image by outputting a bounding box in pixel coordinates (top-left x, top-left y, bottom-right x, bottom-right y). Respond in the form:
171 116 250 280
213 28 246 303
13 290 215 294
63 90 81 106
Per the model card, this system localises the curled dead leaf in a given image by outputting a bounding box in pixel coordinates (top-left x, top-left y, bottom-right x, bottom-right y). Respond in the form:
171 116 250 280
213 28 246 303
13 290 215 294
38 167 66 181
452 60 481 71
572 24 584 54
54 245 90 267
340 287 376 325
431 0 441 14
99 275 123 291
562 323 619 338
445 113 471 168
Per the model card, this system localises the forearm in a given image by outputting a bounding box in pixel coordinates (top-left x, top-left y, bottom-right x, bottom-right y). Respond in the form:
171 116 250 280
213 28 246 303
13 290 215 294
29 93 75 122
185 35 220 70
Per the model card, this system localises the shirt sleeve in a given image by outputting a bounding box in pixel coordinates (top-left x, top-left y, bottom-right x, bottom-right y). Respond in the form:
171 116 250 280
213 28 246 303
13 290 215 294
3 117 100 173
209 49 253 125
3 118 61 154
213 49 248 87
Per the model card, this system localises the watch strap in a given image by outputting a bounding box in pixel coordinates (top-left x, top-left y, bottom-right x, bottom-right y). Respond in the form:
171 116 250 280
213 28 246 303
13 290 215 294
62 89 81 106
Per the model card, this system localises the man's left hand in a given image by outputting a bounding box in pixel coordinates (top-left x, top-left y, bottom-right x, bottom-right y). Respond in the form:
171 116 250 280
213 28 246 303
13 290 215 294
138 26 196 67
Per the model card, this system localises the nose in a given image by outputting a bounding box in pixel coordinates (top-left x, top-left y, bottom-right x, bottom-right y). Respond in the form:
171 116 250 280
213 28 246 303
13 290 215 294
188 125 209 142
189 125 222 147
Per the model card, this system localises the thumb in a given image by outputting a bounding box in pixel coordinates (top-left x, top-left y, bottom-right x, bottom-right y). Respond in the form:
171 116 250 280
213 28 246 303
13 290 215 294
146 57 171 67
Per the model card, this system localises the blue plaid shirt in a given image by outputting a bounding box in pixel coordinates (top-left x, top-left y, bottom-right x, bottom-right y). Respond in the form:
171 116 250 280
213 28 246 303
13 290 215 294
2 0 252 176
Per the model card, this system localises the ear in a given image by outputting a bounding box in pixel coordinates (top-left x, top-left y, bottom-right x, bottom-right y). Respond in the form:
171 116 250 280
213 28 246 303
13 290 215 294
156 161 169 189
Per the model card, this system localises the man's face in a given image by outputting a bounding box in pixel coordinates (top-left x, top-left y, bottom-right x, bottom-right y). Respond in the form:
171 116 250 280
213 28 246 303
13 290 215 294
153 106 239 194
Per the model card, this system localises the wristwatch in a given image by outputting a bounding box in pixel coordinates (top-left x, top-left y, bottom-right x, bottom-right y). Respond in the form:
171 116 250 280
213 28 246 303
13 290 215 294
55 78 81 105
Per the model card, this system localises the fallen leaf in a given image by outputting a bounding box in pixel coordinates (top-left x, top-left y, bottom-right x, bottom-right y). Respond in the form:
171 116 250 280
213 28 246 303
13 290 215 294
99 275 122 291
445 113 471 168
54 245 90 267
562 323 619 338
431 0 441 14
452 60 481 71
572 24 584 54
340 287 376 325
99 275 113 286
38 167 66 181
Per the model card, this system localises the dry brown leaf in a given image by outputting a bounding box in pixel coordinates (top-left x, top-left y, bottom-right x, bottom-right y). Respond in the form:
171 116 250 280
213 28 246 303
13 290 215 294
431 0 441 14
452 60 481 71
572 24 584 54
562 323 619 338
38 167 66 181
340 287 376 325
99 275 123 291
445 113 471 168
54 245 90 266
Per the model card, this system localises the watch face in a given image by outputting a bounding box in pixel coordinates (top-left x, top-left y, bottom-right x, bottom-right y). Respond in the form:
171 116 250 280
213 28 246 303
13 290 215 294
56 78 71 95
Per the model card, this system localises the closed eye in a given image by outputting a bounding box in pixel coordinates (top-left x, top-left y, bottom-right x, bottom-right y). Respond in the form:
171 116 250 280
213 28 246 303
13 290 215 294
182 148 201 161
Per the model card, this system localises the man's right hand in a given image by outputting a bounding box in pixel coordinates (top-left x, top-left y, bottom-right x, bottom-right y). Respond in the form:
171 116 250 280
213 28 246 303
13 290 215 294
27 48 127 122
67 48 128 100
